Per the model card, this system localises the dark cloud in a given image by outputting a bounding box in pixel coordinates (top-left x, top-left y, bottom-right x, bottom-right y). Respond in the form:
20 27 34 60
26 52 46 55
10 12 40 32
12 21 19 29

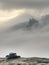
2 14 49 32
8 18 39 31
5 14 49 32
0 0 49 10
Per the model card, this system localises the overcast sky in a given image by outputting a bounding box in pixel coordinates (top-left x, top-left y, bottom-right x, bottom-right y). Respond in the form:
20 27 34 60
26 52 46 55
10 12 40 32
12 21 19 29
0 0 49 9
0 0 49 22
0 0 49 58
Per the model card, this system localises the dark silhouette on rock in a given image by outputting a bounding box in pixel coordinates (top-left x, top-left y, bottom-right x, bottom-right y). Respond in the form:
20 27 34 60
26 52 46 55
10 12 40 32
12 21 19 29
6 52 20 60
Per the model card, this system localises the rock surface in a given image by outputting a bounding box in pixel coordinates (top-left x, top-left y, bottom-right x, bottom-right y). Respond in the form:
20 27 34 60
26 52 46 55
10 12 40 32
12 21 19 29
0 57 49 65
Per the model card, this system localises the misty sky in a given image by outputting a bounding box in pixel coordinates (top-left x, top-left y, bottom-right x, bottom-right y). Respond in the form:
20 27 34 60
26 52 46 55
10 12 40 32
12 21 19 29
0 0 49 58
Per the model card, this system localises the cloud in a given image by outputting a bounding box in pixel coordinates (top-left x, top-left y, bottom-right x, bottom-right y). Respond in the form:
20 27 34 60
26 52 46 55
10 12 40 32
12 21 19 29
0 14 49 57
8 18 39 31
0 0 49 10
2 13 49 32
